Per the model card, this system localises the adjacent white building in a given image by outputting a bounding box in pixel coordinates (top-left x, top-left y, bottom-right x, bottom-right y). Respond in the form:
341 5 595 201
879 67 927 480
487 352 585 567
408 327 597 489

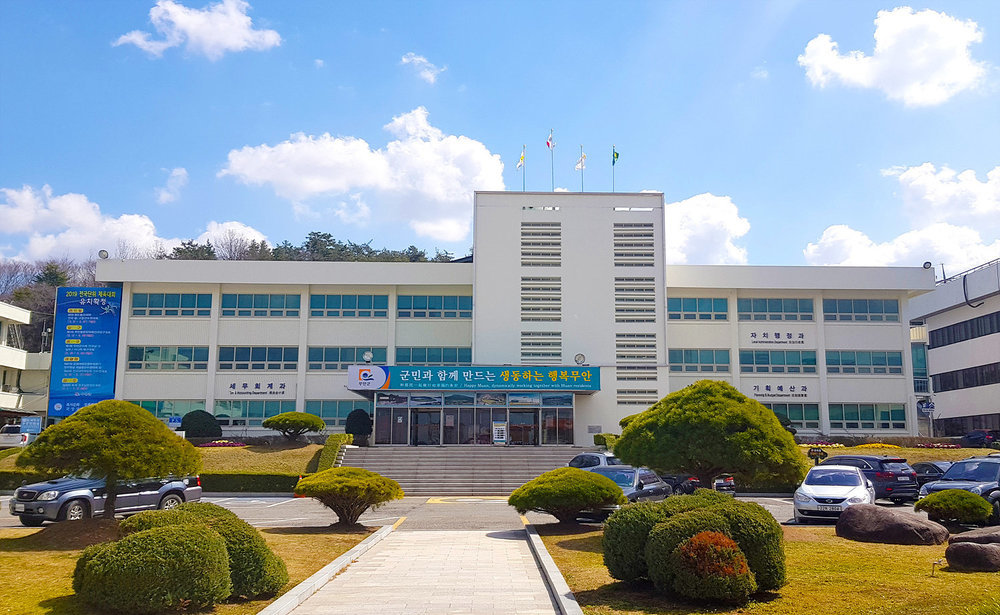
95 191 936 442
0 301 51 422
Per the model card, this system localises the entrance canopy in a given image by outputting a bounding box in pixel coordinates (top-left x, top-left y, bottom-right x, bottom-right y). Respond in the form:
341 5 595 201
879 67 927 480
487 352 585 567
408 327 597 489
346 365 600 394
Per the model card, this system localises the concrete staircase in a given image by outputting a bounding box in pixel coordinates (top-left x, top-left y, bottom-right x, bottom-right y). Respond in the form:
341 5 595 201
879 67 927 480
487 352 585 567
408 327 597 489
340 446 586 495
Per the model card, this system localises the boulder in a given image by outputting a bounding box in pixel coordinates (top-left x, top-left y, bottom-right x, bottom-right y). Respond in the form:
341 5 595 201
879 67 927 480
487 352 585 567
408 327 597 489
949 526 1000 545
946 542 1000 572
835 504 948 545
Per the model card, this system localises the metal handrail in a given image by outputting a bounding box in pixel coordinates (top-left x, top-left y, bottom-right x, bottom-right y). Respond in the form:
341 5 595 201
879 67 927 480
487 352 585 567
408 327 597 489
936 257 1000 286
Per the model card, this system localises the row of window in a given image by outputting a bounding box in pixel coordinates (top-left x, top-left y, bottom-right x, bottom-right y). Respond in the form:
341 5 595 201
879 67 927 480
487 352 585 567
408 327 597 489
932 361 1000 394
823 299 900 322
668 349 731 372
310 294 389 318
130 398 371 427
221 294 301 317
737 298 814 321
131 292 471 319
127 346 210 371
397 295 473 318
667 298 728 321
667 349 903 376
739 350 818 373
217 346 299 371
131 293 212 317
307 347 387 371
396 347 473 366
825 351 903 374
828 403 906 430
929 309 1000 349
764 403 820 429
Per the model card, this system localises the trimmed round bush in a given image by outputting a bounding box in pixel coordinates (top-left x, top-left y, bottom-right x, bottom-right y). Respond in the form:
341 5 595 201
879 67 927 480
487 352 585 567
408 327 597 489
73 524 232 613
508 467 626 524
660 489 733 514
175 501 242 521
262 411 326 440
713 500 786 591
181 409 222 438
669 531 757 605
295 467 404 525
119 508 204 534
645 508 731 592
603 502 673 582
915 489 993 525
345 409 373 446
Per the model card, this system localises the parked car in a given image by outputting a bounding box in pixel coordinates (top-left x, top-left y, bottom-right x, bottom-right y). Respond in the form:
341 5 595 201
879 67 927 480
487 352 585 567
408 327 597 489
960 430 1000 449
580 465 671 520
793 465 875 524
8 474 202 527
567 451 623 469
569 452 736 494
912 461 954 487
819 455 918 504
918 456 1000 523
0 424 35 448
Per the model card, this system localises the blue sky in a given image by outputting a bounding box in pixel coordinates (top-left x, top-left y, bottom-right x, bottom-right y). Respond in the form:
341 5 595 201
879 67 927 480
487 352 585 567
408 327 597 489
1 1 997 273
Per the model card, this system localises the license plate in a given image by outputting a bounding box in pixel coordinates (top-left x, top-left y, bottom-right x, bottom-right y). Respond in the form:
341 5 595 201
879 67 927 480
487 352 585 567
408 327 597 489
897 476 911 481
817 505 841 512
13 503 25 512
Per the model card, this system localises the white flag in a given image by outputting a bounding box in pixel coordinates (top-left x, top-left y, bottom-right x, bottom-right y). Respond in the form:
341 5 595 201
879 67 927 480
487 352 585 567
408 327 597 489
516 146 525 170
575 152 587 170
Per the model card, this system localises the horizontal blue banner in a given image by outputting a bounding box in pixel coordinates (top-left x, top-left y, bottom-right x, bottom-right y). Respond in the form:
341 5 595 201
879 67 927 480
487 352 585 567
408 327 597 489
347 365 600 392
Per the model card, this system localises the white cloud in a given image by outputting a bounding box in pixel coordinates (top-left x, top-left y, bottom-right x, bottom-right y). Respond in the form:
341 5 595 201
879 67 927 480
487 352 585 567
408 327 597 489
219 107 504 242
314 58 324 69
798 7 986 106
751 66 769 80
400 52 446 84
156 167 189 204
196 220 267 245
331 194 371 226
883 163 1000 230
0 185 266 261
664 193 750 264
113 0 280 61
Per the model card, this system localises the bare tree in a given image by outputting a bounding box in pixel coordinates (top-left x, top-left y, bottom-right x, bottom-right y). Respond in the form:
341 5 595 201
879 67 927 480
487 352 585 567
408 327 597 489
0 260 37 299
115 239 162 260
214 229 253 260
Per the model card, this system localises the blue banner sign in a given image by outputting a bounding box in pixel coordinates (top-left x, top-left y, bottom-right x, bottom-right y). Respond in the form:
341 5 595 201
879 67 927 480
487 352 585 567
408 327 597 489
347 365 600 392
19 416 42 434
48 287 122 418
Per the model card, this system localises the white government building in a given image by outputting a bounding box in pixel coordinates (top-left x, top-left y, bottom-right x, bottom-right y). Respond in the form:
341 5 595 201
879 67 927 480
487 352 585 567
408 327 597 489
95 191 937 443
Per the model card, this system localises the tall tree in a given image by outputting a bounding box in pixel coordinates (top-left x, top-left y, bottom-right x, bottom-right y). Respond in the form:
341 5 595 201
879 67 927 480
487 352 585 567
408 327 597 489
33 261 70 287
168 240 217 260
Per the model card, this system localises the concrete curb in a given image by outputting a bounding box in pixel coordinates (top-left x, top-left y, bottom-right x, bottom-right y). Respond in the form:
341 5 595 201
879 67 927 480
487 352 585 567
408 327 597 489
256 520 400 615
521 519 585 615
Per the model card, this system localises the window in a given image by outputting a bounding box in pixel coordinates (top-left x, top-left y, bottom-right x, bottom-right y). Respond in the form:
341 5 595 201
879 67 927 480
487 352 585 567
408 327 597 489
737 298 813 321
214 400 295 427
305 400 373 426
739 350 816 373
932 361 1000 393
395 347 472 366
217 346 298 370
129 400 205 420
829 403 906 430
308 347 387 370
127 346 209 370
928 310 1000 348
221 294 300 317
397 295 472 318
309 294 388 318
764 403 819 429
826 350 903 375
668 349 730 372
823 298 899 322
131 293 211 317
667 297 728 321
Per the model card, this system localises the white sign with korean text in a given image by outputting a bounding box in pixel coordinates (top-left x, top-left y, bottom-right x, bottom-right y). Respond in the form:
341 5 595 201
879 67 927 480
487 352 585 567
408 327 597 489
740 378 819 402
217 376 296 399
739 324 813 348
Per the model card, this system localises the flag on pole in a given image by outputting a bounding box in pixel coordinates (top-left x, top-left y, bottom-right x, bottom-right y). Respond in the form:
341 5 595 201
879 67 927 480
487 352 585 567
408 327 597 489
546 130 555 150
612 146 619 166
516 145 525 170
575 151 587 170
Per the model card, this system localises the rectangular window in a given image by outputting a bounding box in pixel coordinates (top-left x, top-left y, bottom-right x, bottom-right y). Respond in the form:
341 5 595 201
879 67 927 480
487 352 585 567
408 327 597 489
826 350 903 375
127 346 209 371
928 309 1000 349
829 403 907 430
737 298 813 321
309 294 388 318
304 400 373 427
221 294 300 317
128 400 206 421
668 348 730 372
932 361 1000 393
213 400 295 427
307 347 387 371
666 297 728 321
217 346 298 371
823 298 900 322
131 293 211 317
397 295 472 318
739 350 817 373
764 403 820 429
394 347 473 367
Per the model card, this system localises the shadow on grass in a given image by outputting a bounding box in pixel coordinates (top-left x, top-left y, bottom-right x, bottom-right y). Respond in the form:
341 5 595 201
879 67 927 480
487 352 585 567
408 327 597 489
245 441 311 453
0 519 119 552
261 525 374 536
532 522 603 537
36 594 87 615
554 535 604 553
305 449 323 473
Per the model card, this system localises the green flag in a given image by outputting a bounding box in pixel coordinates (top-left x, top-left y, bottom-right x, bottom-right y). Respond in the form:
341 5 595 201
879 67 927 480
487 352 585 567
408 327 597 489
612 147 619 166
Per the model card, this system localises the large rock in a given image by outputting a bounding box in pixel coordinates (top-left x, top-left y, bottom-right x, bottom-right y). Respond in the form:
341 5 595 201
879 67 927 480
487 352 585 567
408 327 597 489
835 504 948 545
949 526 1000 545
946 542 1000 572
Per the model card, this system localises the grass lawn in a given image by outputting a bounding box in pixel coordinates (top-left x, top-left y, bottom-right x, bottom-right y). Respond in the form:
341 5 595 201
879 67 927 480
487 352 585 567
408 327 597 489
199 442 323 474
0 519 371 614
537 523 999 615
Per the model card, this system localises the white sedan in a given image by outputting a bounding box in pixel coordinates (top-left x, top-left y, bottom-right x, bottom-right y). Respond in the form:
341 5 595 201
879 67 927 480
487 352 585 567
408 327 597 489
793 465 875 524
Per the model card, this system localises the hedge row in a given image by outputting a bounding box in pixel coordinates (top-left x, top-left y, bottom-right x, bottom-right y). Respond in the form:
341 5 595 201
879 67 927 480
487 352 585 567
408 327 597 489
200 472 302 492
316 434 353 471
0 470 59 490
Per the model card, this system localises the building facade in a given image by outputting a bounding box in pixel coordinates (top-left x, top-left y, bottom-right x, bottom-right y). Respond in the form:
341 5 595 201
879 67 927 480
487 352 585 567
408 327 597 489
0 301 51 423
95 192 935 442
908 259 1000 435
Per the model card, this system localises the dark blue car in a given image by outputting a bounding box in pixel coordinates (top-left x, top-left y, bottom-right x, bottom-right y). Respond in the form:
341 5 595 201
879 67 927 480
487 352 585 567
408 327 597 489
819 455 918 504
918 455 1000 524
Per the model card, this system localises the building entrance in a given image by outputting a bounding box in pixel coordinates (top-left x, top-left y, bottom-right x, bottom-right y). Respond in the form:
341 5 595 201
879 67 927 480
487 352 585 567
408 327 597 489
508 410 538 445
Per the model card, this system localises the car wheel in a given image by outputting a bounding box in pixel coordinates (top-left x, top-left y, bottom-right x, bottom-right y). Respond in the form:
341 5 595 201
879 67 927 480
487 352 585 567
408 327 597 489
59 499 89 522
662 484 674 497
158 493 183 510
890 498 907 506
19 516 44 527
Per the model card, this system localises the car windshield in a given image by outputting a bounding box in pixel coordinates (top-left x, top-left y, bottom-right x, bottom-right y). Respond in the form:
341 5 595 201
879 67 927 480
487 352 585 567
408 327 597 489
65 470 102 480
804 468 862 487
941 461 1000 482
605 456 623 465
592 469 635 488
882 462 912 473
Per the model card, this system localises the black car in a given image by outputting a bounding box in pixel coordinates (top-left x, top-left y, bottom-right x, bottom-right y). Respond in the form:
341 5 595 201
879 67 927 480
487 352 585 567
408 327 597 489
960 430 999 449
912 461 954 487
819 455 918 504
580 465 672 520
918 456 1000 524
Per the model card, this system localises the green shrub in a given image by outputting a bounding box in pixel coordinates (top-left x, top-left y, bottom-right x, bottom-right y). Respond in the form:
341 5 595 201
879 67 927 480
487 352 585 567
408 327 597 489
0 470 58 490
200 472 302 492
669 531 757 604
262 411 326 440
658 490 733 516
317 433 353 471
181 409 222 438
73 524 232 613
508 467 626 524
175 501 242 520
0 448 20 461
915 489 993 524
594 433 607 446
593 433 619 449
602 502 674 581
645 508 731 592
120 508 204 534
713 500 786 590
295 467 404 526
345 409 373 446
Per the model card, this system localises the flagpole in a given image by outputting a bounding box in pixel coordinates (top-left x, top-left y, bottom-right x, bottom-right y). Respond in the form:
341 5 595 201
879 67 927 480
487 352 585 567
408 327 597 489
580 145 584 192
612 144 615 193
522 145 526 192
549 130 554 192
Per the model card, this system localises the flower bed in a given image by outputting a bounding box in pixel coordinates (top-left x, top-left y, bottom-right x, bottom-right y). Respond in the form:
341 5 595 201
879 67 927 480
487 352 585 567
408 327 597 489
914 442 961 449
853 443 901 449
197 440 247 448
797 442 844 448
